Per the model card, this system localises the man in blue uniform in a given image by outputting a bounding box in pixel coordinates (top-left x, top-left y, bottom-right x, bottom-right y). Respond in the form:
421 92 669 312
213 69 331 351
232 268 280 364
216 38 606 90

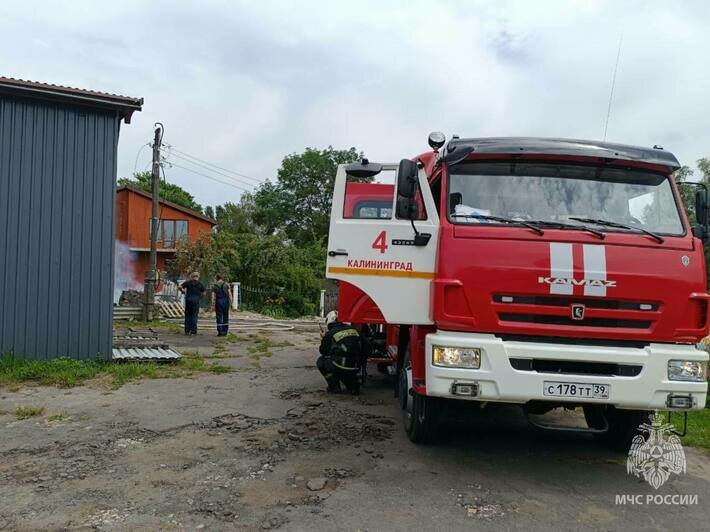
180 272 205 335
212 274 233 336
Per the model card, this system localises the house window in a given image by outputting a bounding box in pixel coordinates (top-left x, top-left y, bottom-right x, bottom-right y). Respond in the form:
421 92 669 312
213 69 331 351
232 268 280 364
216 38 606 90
150 219 189 247
163 220 174 247
175 220 188 240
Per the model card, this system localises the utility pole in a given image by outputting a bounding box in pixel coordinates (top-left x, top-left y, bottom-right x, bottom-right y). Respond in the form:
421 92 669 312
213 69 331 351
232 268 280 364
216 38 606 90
143 123 163 321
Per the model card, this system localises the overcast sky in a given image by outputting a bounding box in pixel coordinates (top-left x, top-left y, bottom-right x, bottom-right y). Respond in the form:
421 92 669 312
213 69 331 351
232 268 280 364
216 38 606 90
2 0 708 207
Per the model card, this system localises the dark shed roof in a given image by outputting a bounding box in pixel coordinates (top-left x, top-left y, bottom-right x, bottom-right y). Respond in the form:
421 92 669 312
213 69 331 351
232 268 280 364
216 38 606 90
117 185 217 225
0 76 143 123
442 137 681 170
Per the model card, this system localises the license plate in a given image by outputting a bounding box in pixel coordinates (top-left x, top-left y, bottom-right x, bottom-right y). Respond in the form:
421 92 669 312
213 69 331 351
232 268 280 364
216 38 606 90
543 381 609 399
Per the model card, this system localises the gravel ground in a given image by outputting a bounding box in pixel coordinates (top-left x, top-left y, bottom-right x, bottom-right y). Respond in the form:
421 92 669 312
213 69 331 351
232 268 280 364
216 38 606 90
0 327 708 531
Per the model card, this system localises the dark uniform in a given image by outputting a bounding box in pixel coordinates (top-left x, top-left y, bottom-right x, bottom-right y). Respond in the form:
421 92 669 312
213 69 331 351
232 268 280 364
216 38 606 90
317 322 370 394
181 279 205 335
213 281 231 336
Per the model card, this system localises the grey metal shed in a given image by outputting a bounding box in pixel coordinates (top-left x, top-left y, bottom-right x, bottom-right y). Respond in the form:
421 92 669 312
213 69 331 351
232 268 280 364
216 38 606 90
0 77 142 360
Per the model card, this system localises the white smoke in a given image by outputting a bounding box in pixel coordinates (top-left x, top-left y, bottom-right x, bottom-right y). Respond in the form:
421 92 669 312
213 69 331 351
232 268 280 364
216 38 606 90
113 240 142 303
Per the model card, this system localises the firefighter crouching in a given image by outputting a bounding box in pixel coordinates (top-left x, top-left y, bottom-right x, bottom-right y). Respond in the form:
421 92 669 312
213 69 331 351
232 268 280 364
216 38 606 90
317 311 370 395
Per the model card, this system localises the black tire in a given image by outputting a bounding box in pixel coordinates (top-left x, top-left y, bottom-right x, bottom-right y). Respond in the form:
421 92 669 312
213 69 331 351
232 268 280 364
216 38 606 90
584 405 648 451
397 354 408 411
398 349 438 443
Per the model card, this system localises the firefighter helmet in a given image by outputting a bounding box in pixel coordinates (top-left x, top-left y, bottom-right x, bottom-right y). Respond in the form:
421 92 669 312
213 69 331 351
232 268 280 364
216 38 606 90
325 310 338 326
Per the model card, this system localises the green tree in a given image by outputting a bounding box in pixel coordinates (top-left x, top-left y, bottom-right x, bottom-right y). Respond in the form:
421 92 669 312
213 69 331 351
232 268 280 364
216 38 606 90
698 158 710 181
675 159 710 223
119 171 203 213
674 159 710 288
252 146 363 245
674 165 696 220
174 230 324 316
215 194 259 236
174 231 238 283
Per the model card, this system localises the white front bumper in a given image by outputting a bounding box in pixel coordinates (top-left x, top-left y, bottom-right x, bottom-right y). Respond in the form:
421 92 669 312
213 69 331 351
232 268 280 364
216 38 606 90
425 331 708 410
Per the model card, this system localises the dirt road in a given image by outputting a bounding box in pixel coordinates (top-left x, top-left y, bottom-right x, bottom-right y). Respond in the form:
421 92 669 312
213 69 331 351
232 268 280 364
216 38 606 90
1 328 708 531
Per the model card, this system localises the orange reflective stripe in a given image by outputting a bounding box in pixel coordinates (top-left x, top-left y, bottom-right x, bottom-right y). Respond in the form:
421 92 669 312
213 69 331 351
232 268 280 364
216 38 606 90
327 266 434 279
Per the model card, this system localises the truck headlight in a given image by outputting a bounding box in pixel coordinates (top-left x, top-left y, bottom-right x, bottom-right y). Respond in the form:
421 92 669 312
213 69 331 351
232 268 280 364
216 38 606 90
433 346 481 369
668 360 707 382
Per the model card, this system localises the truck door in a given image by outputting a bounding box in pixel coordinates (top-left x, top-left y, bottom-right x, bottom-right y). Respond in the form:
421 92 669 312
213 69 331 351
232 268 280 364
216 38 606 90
326 161 439 325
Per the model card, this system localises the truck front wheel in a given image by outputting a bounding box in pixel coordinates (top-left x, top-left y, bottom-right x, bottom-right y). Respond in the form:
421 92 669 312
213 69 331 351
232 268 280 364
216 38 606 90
398 349 438 443
583 405 648 451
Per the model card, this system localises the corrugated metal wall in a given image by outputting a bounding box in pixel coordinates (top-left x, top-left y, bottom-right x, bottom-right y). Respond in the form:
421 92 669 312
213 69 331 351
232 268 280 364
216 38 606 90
0 96 120 360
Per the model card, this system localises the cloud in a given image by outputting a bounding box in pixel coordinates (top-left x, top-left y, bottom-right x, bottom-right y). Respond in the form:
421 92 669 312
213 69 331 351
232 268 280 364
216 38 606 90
1 0 708 206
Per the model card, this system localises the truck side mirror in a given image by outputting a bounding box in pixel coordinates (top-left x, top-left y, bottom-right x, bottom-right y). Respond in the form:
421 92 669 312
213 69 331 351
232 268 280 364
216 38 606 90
397 159 418 199
695 188 708 225
693 188 710 242
396 159 418 220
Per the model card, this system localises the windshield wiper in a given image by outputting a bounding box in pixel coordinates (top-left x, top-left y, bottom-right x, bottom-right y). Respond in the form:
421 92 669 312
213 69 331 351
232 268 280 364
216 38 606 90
569 217 664 243
529 220 606 240
451 213 544 235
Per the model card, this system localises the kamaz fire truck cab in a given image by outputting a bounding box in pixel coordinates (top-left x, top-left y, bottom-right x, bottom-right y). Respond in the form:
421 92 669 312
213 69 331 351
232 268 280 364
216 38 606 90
326 134 709 448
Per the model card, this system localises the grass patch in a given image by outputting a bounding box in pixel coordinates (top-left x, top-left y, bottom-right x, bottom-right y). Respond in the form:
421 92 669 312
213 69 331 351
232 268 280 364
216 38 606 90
14 406 45 420
212 343 228 356
208 364 232 374
0 352 231 391
247 338 293 355
680 396 710 450
220 333 238 344
47 413 67 422
118 320 183 334
174 353 231 375
0 356 104 387
212 333 240 356
105 362 160 388
245 337 293 368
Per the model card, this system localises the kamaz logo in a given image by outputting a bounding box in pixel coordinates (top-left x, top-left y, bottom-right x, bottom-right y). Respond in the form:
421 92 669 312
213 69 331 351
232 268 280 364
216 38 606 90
547 243 611 296
538 277 617 288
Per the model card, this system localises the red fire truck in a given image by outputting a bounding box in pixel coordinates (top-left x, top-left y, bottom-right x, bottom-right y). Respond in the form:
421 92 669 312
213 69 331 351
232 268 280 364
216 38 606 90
326 135 709 448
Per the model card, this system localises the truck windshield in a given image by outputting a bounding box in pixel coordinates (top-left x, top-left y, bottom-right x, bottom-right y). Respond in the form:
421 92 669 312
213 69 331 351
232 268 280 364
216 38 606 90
448 162 684 236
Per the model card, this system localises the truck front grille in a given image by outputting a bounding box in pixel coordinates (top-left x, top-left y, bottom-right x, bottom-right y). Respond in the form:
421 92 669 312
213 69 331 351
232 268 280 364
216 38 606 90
509 358 643 377
498 313 651 329
493 293 658 330
493 294 658 311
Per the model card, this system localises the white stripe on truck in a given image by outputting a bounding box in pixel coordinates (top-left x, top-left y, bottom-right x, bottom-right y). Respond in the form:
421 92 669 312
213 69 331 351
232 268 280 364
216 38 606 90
549 242 574 295
582 244 607 296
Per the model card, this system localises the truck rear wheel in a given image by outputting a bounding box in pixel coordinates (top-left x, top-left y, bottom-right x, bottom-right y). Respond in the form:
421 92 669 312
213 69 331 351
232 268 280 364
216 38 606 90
583 405 648 451
398 349 438 443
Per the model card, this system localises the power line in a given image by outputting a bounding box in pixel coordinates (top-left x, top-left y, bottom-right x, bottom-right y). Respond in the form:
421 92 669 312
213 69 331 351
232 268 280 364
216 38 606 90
164 159 251 192
169 145 264 183
603 34 623 141
165 161 251 192
165 150 258 189
133 143 149 174
164 144 264 184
